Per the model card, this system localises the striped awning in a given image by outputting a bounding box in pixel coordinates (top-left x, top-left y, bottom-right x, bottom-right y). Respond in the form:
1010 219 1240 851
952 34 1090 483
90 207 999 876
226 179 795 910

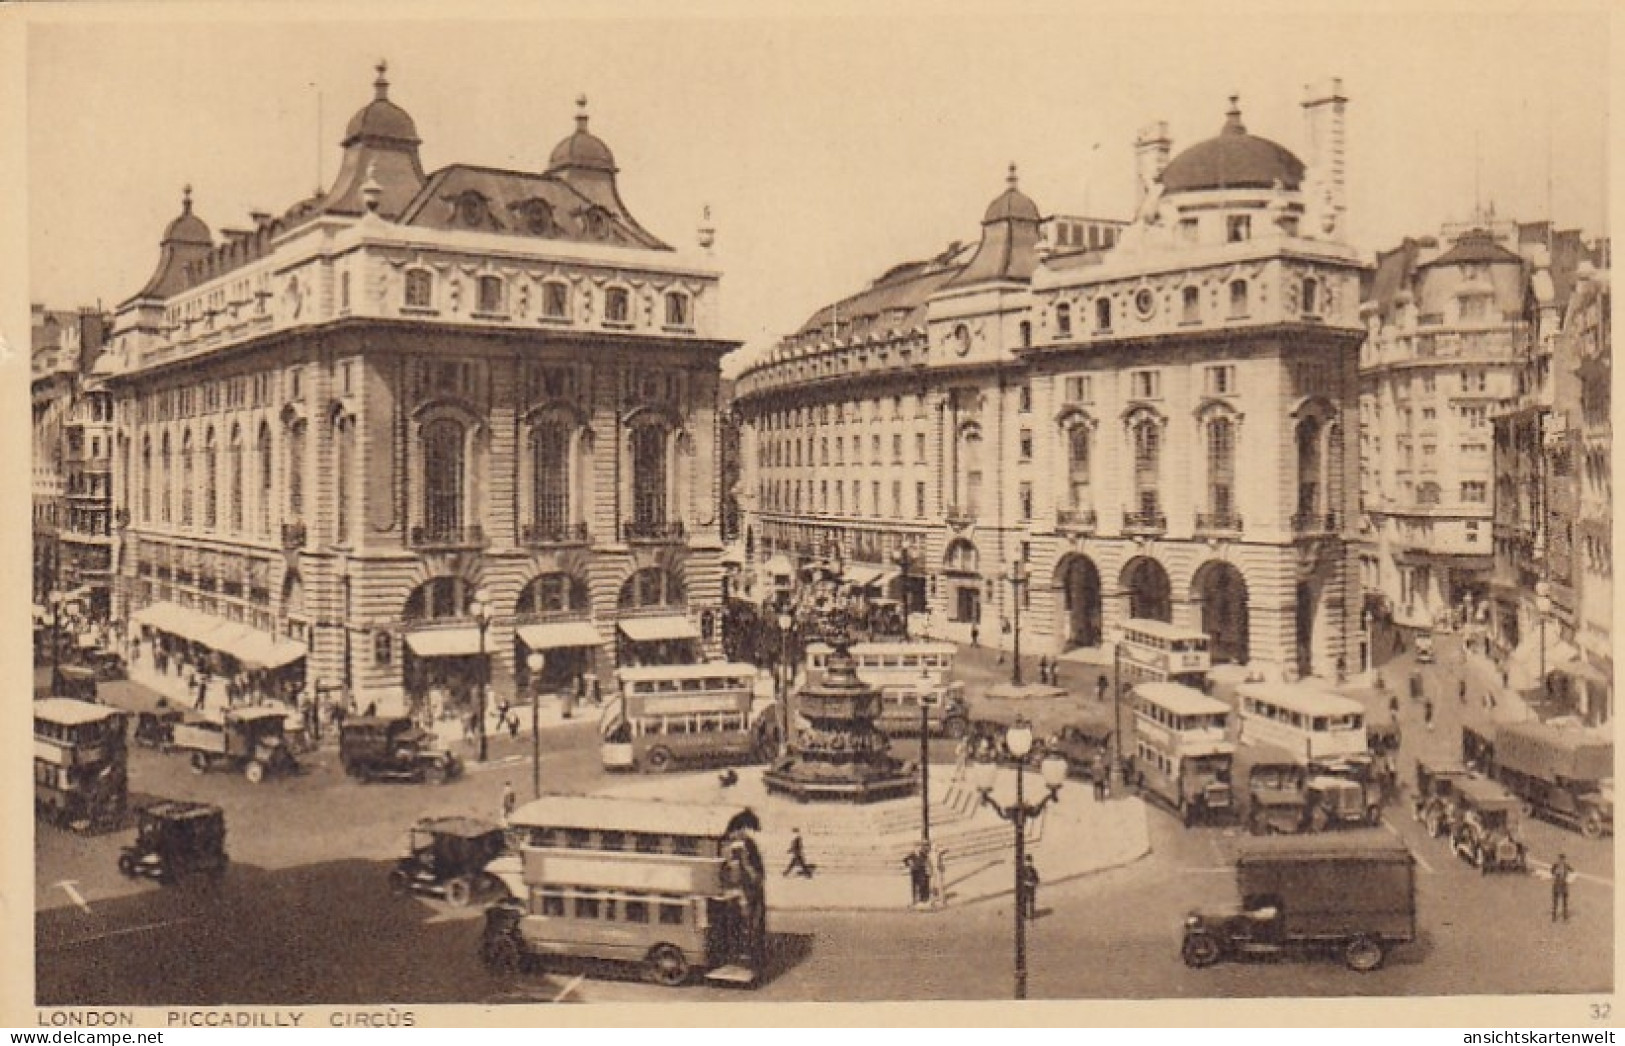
515 620 607 651
617 616 700 643
404 628 487 658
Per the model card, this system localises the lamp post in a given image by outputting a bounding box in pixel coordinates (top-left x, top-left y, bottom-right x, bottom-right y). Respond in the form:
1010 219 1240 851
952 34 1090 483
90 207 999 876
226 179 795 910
471 589 491 763
971 719 1068 1000
526 651 544 798
1534 581 1552 703
919 666 933 847
1008 559 1029 686
894 545 914 641
48 589 63 694
1112 634 1124 790
777 609 794 756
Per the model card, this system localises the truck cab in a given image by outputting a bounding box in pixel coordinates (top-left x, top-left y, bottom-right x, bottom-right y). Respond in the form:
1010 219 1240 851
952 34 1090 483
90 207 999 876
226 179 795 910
1182 833 1417 972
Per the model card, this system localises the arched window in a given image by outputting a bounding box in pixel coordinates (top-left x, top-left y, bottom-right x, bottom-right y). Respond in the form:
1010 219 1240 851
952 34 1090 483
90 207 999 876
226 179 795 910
257 423 273 536
630 422 668 527
1019 320 1032 348
228 425 243 533
141 436 153 524
530 419 571 536
1132 416 1161 518
160 432 172 524
619 567 684 609
287 419 307 522
1207 416 1236 518
961 429 983 516
180 429 194 527
422 418 465 541
203 428 217 530
517 573 590 615
404 576 466 621
1296 415 1323 516
1067 425 1091 510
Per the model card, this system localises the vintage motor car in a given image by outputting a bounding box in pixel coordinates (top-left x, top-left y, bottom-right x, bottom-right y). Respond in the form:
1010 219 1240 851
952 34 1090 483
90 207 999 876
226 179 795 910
117 801 229 884
1447 776 1527 874
1246 761 1378 835
1413 757 1475 838
389 816 509 907
1044 722 1115 780
1181 832 1417 973
1414 631 1435 665
133 706 185 751
170 706 299 783
51 665 99 701
84 648 128 682
340 715 463 785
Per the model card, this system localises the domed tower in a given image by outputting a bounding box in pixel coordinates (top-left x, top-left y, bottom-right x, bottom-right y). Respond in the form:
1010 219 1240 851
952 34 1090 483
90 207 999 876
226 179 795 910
945 164 1044 288
319 60 426 219
134 185 213 300
544 96 668 248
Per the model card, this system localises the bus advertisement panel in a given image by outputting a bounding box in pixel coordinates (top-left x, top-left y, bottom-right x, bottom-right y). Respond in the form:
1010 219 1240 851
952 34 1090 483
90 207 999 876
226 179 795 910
1116 619 1211 689
1130 682 1234 825
482 795 765 988
1237 681 1368 764
601 663 767 772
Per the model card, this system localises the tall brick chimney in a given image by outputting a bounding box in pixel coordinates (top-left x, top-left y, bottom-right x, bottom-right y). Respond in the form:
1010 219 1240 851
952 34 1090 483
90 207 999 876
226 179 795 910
1301 77 1348 238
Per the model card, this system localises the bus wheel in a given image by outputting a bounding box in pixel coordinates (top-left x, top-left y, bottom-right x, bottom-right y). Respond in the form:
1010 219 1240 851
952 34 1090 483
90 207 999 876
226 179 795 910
1182 932 1222 968
646 944 690 987
1343 934 1385 972
444 876 473 908
646 747 675 773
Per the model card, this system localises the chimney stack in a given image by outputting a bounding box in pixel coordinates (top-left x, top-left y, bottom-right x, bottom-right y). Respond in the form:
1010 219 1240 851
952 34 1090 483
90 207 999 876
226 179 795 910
1134 121 1172 211
1301 77 1348 238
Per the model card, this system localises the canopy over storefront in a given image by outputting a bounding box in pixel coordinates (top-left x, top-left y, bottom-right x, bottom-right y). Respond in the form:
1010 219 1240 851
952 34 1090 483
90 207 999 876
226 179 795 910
763 555 793 577
131 601 306 669
515 620 607 650
617 615 700 643
404 628 487 658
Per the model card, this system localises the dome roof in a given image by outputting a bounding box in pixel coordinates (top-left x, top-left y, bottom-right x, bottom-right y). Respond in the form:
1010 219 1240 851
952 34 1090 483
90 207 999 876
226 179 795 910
342 61 420 145
163 185 212 245
1159 96 1305 193
983 164 1041 223
548 96 616 173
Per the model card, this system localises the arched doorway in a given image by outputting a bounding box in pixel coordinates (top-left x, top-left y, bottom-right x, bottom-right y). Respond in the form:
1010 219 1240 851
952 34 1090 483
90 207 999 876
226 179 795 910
1192 561 1249 665
1056 554 1102 649
1121 556 1172 623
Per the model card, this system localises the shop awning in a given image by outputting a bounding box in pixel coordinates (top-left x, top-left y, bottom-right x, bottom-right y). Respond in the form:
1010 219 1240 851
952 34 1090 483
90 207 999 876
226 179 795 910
516 620 607 651
229 630 308 671
763 555 793 576
617 615 700 643
844 566 883 588
404 628 487 658
720 543 746 564
872 569 900 588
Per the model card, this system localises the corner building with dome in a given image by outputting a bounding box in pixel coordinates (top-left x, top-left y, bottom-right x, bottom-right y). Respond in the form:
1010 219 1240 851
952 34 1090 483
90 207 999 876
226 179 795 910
735 81 1367 680
102 65 736 718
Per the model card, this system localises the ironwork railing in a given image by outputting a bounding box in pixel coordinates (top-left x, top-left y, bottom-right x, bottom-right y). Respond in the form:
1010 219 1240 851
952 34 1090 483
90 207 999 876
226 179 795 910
1056 507 1097 530
409 524 487 549
1290 511 1339 535
1194 511 1243 534
620 519 685 542
1122 509 1167 533
945 505 977 525
522 521 590 546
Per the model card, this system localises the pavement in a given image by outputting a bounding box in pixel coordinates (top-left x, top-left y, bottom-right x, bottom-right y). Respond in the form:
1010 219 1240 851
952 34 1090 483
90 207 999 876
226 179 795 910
598 764 1150 913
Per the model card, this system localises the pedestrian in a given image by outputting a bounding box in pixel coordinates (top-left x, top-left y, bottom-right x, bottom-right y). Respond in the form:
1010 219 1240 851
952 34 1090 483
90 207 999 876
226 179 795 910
1423 697 1434 732
1018 855 1040 919
904 846 929 906
501 781 517 825
931 845 948 909
1389 694 1400 722
1092 756 1109 801
1458 679 1467 705
1096 675 1108 703
1336 655 1347 683
952 734 970 782
193 675 207 711
970 623 980 648
783 828 813 878
1551 853 1573 922
507 709 520 740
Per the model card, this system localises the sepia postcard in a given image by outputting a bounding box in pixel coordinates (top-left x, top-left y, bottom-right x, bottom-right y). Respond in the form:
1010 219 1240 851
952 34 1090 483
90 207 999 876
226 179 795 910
3 0 1618 1029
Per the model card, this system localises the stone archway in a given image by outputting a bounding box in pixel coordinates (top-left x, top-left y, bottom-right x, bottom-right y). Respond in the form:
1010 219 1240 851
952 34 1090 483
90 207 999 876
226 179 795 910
1054 553 1102 649
1121 555 1172 623
1192 560 1249 665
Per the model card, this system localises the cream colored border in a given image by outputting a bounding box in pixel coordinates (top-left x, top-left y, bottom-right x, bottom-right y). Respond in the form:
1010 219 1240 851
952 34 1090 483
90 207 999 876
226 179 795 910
2 0 1619 1029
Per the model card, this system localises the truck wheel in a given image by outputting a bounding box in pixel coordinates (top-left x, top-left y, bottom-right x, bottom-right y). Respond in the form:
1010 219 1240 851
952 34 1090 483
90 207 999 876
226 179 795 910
1343 935 1385 972
445 876 473 908
1581 811 1604 839
244 760 266 784
646 944 690 987
1182 932 1222 968
646 747 675 773
189 751 210 774
118 854 137 878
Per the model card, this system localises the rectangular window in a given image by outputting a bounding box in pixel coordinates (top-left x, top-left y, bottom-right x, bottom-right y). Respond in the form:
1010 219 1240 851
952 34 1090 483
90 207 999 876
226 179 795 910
1180 218 1199 243
658 903 685 926
1019 384 1032 413
915 432 927 464
1205 365 1235 395
892 480 902 517
624 900 650 924
1227 215 1251 242
916 481 927 518
872 480 881 517
1065 375 1093 402
1131 369 1161 399
871 434 882 464
543 282 569 319
1019 482 1032 520
892 434 903 463
664 293 690 328
477 276 506 314
404 270 433 309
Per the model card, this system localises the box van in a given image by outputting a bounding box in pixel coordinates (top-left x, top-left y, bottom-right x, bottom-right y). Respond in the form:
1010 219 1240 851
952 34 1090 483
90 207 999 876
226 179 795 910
1181 832 1417 972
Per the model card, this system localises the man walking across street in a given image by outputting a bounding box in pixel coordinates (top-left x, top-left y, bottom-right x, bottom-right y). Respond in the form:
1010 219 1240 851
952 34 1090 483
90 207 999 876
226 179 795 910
1551 854 1574 922
500 781 517 825
784 828 813 878
1096 675 1108 703
1423 697 1435 732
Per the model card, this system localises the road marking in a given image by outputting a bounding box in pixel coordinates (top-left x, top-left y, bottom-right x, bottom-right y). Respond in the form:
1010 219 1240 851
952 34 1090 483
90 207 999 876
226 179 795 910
553 974 586 1003
39 918 198 952
53 880 91 914
1382 820 1436 874
464 755 527 774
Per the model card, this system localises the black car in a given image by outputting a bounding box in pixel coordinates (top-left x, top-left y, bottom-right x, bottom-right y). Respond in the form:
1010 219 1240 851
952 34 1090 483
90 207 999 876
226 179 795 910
117 801 229 884
340 715 462 784
390 816 509 907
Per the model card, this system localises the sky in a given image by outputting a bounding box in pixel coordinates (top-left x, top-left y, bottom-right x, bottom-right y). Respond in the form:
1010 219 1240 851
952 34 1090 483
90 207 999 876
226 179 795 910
20 2 1613 377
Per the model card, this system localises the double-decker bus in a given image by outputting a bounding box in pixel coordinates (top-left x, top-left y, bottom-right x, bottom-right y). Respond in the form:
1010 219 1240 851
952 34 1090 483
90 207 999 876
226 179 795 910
35 697 129 831
1116 619 1212 689
1130 682 1235 825
482 795 765 988
1236 681 1368 764
600 663 771 772
803 641 968 736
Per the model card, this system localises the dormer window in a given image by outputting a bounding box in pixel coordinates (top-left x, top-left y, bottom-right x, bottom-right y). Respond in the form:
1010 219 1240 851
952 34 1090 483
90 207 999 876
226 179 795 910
604 287 631 326
404 269 434 310
1227 215 1251 243
477 275 506 315
542 281 570 320
664 291 691 329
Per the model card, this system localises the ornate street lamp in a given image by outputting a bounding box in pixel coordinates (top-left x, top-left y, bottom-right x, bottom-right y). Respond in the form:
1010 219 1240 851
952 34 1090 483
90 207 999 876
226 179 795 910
918 665 933 847
471 589 491 763
777 609 794 756
1534 581 1552 702
529 649 549 795
1007 559 1030 685
971 719 1068 1000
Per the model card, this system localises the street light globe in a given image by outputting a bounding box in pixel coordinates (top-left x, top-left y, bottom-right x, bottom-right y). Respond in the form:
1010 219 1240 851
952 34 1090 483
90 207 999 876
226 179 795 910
970 756 999 794
1039 754 1069 791
526 651 544 674
778 612 793 631
1006 721 1034 758
1535 594 1552 616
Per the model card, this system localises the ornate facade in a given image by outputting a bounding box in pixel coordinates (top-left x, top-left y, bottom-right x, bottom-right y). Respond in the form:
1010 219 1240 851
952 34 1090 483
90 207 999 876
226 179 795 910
737 81 1366 681
103 66 735 716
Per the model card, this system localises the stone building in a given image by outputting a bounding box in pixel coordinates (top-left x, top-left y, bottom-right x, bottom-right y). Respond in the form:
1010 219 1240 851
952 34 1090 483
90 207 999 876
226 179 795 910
102 65 734 718
1567 264 1611 723
736 81 1367 681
